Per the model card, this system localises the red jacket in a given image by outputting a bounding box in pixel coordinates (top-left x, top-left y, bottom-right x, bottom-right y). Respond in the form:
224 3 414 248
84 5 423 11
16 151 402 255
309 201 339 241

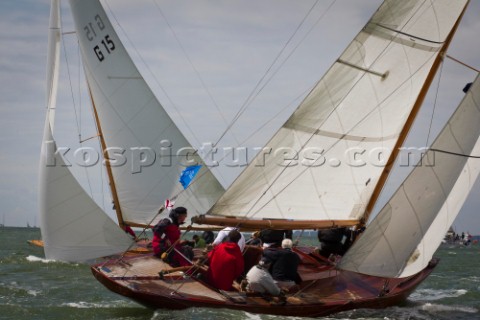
206 242 244 291
152 223 189 266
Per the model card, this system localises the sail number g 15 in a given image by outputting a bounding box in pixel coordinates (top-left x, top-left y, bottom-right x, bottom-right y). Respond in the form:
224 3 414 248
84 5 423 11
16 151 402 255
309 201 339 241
83 14 115 62
94 35 115 62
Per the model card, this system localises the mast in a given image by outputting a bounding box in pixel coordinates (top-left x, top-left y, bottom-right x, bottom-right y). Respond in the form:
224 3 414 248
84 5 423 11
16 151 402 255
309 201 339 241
362 2 471 225
87 86 126 229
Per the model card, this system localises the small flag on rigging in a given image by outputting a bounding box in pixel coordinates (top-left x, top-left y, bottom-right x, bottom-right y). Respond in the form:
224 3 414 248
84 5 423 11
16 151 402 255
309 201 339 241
164 199 174 212
179 165 202 190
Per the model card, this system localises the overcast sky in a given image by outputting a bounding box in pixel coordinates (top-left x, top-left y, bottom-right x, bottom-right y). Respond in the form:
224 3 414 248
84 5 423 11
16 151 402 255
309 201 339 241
1 0 479 234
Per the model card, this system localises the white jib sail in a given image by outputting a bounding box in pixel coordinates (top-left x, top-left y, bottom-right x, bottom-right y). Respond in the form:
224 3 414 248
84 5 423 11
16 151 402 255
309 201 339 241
339 74 480 278
39 0 133 262
208 0 469 221
68 0 225 225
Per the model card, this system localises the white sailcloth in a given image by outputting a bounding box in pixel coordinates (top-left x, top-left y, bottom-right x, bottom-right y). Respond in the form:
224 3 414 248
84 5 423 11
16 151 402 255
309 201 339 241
39 123 133 262
68 0 225 224
339 74 480 277
45 0 60 130
209 0 468 221
39 0 132 262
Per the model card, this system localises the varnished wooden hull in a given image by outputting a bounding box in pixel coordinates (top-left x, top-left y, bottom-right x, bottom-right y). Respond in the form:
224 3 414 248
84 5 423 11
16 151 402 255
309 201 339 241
91 247 437 317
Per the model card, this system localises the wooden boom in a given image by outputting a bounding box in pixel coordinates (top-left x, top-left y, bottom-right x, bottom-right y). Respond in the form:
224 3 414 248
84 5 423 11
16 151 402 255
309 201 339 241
191 215 359 230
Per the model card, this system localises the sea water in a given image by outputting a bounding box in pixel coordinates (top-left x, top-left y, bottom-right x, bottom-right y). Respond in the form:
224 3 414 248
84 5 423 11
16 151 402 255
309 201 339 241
1 227 479 320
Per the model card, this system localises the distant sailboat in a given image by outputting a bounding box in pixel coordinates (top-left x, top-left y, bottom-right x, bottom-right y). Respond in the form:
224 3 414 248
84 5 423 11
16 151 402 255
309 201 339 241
40 0 479 317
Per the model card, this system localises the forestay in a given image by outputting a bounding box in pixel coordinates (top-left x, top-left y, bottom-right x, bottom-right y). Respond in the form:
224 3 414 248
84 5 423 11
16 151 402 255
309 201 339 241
69 0 225 225
209 0 469 221
39 0 132 262
339 74 480 278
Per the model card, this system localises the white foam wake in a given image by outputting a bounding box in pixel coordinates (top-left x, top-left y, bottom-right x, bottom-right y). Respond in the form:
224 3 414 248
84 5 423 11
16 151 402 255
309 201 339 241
421 302 478 314
26 255 57 263
410 288 467 301
61 300 136 309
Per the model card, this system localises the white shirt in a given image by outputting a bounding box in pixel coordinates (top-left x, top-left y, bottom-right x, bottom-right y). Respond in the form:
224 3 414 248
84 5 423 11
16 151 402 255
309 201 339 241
246 265 281 296
212 227 246 252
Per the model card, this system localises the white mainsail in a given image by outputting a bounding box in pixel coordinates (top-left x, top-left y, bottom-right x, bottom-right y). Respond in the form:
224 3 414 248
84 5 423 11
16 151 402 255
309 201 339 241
68 0 225 225
209 0 469 221
39 0 133 262
339 74 480 277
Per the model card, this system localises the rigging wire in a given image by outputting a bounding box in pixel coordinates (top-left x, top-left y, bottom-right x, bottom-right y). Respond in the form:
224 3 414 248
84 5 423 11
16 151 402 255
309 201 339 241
200 0 337 191
213 0 335 148
447 54 480 73
103 0 234 185
424 60 444 149
102 0 334 192
161 0 339 206
60 33 81 141
430 149 480 159
426 56 480 159
151 1 234 138
242 9 447 219
60 9 96 199
60 6 110 212
102 0 204 148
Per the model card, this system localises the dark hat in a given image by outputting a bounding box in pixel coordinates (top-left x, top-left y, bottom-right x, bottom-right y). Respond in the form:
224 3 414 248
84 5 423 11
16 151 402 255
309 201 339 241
174 207 187 215
227 229 241 243
169 206 188 224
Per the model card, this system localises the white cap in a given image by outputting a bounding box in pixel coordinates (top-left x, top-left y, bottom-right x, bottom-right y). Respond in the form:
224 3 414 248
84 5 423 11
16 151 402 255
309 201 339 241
282 238 293 249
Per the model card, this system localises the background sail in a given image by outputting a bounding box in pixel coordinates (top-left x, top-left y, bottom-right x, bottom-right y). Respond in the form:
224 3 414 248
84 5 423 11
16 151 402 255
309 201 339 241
209 0 468 221
68 0 225 224
45 0 60 130
339 74 480 277
39 124 133 262
39 0 133 262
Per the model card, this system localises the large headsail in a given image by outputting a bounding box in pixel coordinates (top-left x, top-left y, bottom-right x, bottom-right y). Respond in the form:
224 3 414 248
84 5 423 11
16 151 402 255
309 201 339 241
68 0 225 225
339 74 480 278
39 0 132 262
208 0 469 222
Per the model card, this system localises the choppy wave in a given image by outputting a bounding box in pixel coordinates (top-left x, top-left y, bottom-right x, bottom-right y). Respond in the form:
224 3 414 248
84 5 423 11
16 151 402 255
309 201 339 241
0 281 42 301
3 228 480 320
27 289 41 296
26 255 58 263
410 288 467 301
460 276 480 283
421 303 478 314
25 255 77 265
61 300 136 309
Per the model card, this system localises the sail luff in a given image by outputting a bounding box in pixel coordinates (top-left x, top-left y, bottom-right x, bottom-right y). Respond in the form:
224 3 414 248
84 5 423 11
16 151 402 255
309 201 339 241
362 1 471 224
86 84 125 228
